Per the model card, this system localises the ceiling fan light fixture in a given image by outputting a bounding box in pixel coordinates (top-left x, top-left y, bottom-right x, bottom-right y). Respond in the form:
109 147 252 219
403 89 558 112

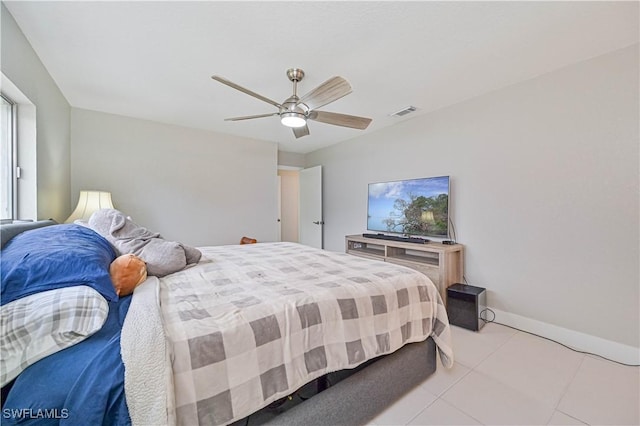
280 112 306 128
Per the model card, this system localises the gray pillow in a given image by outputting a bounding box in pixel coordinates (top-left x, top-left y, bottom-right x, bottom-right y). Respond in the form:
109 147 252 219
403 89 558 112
87 209 201 277
0 219 57 249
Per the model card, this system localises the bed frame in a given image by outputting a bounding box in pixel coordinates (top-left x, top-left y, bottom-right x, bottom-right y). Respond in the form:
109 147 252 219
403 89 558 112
235 337 437 426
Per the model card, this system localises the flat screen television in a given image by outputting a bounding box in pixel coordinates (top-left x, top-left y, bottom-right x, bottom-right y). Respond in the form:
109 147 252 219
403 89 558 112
367 175 450 238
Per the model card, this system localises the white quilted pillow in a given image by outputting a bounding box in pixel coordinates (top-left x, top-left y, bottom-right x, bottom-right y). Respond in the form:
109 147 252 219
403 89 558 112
0 285 109 386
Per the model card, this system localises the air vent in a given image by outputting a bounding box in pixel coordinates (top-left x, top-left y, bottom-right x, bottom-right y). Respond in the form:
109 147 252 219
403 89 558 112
390 106 417 117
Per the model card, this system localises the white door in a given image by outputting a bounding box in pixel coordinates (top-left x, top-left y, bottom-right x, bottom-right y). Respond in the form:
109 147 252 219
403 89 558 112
299 165 323 249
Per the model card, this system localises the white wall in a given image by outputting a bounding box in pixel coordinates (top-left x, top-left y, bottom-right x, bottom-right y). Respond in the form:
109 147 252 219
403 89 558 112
307 46 639 353
1 4 71 221
71 108 279 246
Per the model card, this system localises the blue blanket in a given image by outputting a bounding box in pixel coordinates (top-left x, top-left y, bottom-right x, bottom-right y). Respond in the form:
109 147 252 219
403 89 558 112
1 224 118 305
2 296 132 425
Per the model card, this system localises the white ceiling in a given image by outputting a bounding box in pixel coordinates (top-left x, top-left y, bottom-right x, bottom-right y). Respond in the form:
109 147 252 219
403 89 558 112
4 1 638 154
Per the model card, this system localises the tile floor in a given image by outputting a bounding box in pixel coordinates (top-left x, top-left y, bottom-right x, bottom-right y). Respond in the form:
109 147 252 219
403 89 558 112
369 323 640 425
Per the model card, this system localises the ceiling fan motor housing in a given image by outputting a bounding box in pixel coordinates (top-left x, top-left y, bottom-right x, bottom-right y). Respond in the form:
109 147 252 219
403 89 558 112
280 94 309 127
281 95 309 115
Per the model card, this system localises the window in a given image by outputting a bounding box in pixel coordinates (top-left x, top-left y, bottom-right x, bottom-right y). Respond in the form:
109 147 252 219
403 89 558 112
1 94 17 220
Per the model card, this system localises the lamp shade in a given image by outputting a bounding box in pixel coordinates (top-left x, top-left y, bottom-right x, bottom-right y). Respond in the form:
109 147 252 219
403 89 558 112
65 190 114 223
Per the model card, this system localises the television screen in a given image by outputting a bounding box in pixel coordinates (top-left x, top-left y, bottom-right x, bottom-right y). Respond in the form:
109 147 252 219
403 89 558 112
367 176 449 238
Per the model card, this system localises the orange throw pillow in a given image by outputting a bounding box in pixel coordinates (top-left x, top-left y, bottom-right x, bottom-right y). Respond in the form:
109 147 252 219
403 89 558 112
109 254 147 296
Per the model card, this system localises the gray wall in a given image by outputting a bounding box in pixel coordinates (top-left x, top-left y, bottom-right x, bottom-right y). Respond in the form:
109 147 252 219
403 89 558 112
278 151 306 168
307 45 639 349
1 4 71 221
71 108 279 246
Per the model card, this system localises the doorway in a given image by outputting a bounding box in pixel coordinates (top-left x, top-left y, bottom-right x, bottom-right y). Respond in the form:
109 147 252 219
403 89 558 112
278 168 300 243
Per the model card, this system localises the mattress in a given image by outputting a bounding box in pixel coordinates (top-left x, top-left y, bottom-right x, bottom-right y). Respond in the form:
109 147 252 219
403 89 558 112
130 242 453 425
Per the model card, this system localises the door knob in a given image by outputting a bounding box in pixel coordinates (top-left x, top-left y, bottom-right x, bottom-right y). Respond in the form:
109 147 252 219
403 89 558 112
313 221 325 225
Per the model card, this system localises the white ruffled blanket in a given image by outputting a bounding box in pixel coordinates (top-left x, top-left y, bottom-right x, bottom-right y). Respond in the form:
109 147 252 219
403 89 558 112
120 277 174 426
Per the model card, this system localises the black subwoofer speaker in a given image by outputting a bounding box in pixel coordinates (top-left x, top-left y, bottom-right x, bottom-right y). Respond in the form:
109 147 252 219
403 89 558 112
447 283 486 331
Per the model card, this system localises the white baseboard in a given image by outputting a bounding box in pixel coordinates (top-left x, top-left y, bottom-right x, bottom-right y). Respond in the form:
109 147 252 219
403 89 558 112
487 307 640 366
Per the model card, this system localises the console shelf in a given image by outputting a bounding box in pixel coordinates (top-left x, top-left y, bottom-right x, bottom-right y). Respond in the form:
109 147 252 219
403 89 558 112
345 234 464 304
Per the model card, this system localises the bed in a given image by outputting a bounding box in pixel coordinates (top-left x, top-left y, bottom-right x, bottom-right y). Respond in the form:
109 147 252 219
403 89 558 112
1 221 453 425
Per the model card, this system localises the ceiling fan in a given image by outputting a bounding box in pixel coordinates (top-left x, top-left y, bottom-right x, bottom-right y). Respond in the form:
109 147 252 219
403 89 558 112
211 68 372 139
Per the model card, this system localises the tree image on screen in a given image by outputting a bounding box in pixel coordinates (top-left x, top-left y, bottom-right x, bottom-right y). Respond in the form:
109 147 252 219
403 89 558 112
383 193 448 236
368 176 449 238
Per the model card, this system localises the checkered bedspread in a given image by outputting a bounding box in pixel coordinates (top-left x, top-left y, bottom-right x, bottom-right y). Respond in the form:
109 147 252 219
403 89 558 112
159 242 453 425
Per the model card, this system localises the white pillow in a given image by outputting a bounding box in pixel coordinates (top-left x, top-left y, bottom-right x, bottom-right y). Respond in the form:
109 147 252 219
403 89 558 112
0 285 109 386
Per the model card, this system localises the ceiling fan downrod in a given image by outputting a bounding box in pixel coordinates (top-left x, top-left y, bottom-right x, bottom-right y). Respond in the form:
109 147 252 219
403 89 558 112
286 68 305 98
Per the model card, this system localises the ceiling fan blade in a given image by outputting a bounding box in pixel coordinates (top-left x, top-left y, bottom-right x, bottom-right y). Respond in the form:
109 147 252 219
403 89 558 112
212 75 282 109
299 76 352 111
224 113 279 121
308 111 372 130
292 125 310 139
